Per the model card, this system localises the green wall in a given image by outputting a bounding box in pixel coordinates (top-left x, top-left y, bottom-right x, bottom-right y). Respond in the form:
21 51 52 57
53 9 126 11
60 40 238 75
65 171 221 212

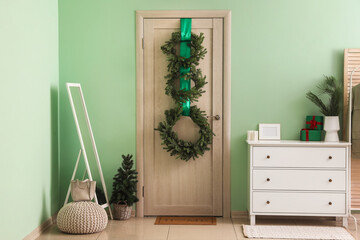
59 0 360 212
0 0 59 238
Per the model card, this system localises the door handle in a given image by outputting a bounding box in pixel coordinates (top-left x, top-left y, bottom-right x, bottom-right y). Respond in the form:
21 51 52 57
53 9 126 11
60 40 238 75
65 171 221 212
207 115 221 120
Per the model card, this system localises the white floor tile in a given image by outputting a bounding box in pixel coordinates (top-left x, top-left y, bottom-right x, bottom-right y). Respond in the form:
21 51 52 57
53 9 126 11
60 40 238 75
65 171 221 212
97 218 169 240
37 216 357 240
167 218 237 240
36 225 100 240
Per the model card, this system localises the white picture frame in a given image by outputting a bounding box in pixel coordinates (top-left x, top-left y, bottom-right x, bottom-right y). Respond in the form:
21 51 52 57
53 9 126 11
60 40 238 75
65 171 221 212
259 123 281 140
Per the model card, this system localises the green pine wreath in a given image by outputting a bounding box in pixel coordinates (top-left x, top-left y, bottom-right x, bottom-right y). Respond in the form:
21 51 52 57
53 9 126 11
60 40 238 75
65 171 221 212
161 32 207 104
155 31 214 161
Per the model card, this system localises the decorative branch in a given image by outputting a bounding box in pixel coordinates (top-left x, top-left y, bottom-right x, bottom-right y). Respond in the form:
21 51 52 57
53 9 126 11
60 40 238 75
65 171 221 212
306 75 342 116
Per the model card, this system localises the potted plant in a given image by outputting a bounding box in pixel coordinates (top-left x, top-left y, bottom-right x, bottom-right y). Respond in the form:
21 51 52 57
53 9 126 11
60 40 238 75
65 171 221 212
306 75 342 142
110 154 139 220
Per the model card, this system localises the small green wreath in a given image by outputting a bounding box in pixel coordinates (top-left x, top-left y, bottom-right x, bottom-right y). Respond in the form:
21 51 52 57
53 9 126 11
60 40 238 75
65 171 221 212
161 32 207 104
155 31 214 161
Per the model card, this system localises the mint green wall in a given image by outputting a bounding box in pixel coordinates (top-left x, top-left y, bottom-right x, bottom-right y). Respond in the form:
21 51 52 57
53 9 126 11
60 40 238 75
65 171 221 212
59 0 360 212
0 0 59 238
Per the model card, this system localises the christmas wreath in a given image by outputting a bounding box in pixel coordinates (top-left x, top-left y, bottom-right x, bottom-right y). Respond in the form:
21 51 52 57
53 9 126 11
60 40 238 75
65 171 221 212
155 30 214 161
161 32 207 104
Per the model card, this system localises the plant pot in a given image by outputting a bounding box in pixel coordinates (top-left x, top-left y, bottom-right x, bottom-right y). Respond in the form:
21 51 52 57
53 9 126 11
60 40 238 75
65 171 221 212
324 116 340 142
113 204 132 220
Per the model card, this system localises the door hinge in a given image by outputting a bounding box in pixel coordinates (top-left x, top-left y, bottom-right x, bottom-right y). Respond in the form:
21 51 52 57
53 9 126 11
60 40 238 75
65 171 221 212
142 186 144 197
142 38 144 49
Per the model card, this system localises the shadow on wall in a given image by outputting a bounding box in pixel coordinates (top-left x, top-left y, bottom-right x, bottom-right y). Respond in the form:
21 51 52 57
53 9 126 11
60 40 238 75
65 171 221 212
331 50 344 79
39 190 49 231
41 189 49 222
231 133 249 209
51 86 59 214
332 49 345 141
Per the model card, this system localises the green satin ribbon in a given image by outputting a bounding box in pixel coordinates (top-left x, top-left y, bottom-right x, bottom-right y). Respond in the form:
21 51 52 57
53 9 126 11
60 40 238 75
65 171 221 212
180 18 191 116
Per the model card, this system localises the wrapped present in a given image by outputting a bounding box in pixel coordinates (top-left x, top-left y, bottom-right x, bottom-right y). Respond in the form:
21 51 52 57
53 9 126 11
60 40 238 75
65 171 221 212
300 128 322 141
306 115 324 130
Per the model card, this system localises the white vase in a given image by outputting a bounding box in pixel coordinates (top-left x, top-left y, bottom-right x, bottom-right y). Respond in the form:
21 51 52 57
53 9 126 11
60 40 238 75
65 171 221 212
323 116 340 142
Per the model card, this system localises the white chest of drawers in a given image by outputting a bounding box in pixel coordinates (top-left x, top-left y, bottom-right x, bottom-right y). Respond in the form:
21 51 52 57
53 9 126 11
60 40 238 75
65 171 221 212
247 140 351 226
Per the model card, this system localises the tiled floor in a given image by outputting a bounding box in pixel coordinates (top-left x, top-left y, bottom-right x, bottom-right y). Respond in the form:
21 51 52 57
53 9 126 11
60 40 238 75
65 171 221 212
37 216 359 240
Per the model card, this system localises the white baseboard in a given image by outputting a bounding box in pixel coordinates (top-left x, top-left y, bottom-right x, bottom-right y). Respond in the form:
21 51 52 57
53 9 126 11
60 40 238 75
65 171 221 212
23 213 56 240
231 211 249 219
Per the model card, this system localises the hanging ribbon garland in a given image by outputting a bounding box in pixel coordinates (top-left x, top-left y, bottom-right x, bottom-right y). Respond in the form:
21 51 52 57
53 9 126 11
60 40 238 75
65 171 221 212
180 18 191 116
155 18 215 161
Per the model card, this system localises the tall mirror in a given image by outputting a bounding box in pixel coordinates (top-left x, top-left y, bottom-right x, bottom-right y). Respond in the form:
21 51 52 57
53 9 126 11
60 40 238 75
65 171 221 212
65 83 113 219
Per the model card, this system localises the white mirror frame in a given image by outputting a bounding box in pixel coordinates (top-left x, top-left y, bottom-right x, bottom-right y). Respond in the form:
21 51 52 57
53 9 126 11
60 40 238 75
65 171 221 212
65 83 113 219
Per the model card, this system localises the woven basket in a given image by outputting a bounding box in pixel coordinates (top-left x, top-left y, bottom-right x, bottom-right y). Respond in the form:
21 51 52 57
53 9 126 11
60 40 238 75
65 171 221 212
57 201 108 234
113 204 132 220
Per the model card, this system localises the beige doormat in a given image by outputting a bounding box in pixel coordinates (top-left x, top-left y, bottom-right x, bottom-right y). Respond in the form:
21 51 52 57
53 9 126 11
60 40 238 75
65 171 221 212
155 216 216 225
242 225 354 239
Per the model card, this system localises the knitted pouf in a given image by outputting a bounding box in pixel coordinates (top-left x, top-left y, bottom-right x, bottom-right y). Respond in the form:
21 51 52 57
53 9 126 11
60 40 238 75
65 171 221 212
57 201 108 234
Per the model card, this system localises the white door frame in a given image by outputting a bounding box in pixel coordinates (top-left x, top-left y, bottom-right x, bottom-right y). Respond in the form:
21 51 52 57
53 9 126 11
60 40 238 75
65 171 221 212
136 10 231 218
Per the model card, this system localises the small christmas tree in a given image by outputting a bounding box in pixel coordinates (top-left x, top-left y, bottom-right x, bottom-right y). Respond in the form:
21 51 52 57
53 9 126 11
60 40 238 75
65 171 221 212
110 154 139 206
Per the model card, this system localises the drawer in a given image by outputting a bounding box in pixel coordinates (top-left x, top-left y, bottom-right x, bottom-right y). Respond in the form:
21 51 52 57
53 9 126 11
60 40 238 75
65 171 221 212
252 170 346 191
252 192 345 214
252 147 346 168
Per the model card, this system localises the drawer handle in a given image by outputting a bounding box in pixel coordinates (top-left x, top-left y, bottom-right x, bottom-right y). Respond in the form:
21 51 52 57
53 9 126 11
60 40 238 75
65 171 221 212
266 178 270 182
266 155 271 159
329 179 333 183
328 202 332 206
266 201 270 204
329 156 333 160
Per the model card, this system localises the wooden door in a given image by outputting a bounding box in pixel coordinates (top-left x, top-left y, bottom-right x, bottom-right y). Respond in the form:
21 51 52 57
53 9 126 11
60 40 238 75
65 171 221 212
143 18 223 216
343 49 360 210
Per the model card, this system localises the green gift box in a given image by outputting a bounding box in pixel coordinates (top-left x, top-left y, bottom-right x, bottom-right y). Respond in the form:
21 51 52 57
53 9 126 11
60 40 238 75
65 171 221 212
306 115 324 130
300 128 322 141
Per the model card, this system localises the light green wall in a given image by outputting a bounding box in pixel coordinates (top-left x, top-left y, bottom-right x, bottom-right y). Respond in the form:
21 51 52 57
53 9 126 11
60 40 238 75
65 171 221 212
0 0 59 238
59 0 360 212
